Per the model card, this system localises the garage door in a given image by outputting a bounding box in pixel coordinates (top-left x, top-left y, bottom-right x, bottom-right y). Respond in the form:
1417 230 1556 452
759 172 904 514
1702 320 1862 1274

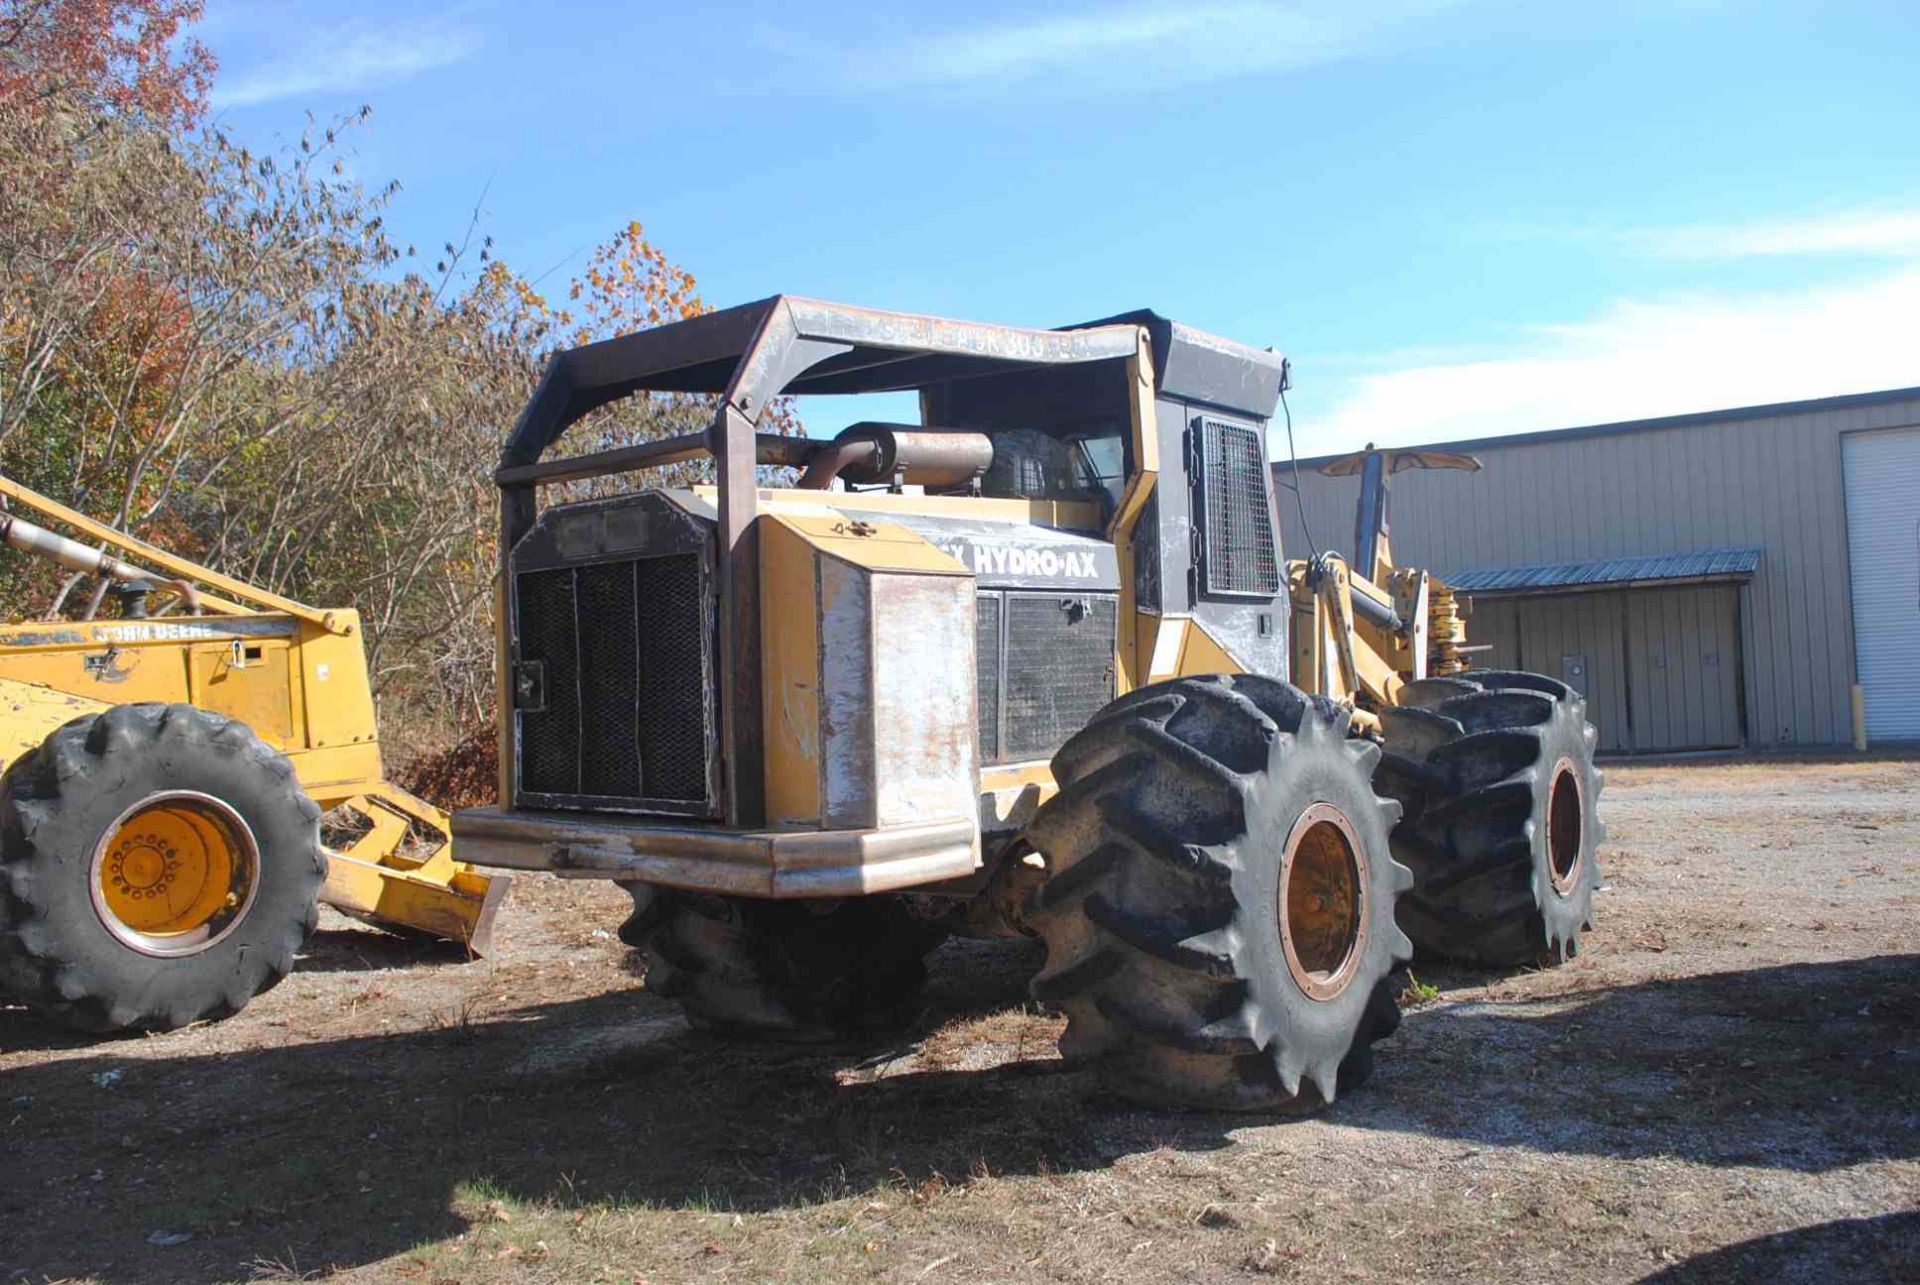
1843 427 1920 741
1465 586 1742 753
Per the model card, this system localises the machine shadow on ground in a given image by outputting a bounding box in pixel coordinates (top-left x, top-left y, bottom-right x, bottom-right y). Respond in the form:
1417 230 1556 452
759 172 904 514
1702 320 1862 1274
0 947 1913 1283
1640 1211 1918 1283
292 926 485 975
0 930 474 1055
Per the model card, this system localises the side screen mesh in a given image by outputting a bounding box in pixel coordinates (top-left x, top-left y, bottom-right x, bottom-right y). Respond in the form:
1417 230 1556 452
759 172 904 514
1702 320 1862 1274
976 593 1002 763
1198 418 1280 597
633 556 711 802
576 562 640 798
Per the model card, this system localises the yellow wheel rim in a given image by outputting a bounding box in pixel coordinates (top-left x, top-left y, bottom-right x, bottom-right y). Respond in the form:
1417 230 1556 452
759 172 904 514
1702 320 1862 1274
91 792 259 957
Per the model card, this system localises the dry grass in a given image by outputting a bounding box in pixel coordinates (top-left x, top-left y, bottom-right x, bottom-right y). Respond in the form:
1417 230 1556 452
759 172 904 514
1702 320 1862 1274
1 760 1915 1283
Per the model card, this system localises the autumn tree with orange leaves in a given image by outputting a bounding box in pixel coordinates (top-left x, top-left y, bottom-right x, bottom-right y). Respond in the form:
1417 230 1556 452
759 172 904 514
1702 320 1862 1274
0 0 213 125
0 0 727 748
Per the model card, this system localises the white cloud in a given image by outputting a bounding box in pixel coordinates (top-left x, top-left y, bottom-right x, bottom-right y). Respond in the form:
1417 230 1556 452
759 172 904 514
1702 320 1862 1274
887 4 1331 85
1626 207 1920 260
213 20 481 109
1305 267 1920 451
773 1 1461 94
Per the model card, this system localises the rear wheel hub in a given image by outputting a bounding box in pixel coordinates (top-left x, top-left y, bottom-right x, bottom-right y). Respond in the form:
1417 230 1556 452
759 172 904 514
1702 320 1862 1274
1546 757 1585 896
91 792 260 957
1279 802 1370 1002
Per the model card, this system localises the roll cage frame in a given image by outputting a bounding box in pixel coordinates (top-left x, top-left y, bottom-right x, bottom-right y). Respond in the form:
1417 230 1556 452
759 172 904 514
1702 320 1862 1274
494 295 1162 827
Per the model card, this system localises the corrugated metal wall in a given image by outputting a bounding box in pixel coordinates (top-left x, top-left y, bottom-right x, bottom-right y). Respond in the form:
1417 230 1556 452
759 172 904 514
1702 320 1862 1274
1275 389 1920 748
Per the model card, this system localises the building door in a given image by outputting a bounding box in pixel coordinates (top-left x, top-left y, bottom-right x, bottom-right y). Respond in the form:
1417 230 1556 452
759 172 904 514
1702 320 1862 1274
1624 586 1743 752
1843 427 1920 741
1464 586 1741 753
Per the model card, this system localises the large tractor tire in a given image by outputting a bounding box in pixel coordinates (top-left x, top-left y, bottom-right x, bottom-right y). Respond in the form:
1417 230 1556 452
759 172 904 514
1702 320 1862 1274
622 890 945 1042
1378 670 1605 967
0 704 324 1033
1026 675 1412 1112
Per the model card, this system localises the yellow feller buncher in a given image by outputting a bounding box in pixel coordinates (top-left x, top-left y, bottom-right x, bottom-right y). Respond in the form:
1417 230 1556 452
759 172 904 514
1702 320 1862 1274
0 475 508 1033
454 297 1603 1111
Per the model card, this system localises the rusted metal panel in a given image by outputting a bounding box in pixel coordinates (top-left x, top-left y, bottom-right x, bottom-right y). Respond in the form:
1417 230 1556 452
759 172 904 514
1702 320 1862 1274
818 554 876 830
868 572 979 829
801 524 978 834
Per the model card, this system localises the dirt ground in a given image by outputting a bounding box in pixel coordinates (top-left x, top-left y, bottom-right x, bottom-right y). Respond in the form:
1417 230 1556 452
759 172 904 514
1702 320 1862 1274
2 757 1916 1284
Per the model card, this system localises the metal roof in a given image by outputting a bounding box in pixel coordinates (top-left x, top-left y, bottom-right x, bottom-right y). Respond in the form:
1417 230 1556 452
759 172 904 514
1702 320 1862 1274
1448 548 1763 596
1284 384 1920 471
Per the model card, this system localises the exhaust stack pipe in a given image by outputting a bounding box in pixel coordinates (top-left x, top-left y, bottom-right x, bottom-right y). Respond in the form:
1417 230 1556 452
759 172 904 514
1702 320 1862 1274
797 423 993 492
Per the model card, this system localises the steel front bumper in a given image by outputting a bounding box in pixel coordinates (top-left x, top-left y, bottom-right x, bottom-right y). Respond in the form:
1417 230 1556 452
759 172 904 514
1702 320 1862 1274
450 806 978 898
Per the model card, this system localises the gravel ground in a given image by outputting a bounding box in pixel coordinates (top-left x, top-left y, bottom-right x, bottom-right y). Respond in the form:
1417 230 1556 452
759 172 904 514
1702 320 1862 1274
1 756 1915 1283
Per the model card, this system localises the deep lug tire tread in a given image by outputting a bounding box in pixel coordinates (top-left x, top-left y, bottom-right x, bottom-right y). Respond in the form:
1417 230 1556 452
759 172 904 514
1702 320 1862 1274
0 703 324 1033
1027 675 1413 1113
1380 673 1605 967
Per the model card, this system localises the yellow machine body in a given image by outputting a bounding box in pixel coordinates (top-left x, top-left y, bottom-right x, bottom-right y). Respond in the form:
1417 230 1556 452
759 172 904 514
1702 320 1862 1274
452 310 1276 898
447 299 1602 1094
0 475 508 952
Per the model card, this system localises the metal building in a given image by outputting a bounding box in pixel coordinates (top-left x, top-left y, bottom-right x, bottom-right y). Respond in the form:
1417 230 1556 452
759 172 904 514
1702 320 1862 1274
1276 386 1920 752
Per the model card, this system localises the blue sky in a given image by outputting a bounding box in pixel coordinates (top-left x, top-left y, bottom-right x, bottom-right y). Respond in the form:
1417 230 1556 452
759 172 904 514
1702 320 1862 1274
200 1 1920 455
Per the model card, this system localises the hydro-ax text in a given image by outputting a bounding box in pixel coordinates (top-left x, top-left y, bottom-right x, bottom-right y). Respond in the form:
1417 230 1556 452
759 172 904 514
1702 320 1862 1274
933 541 1101 581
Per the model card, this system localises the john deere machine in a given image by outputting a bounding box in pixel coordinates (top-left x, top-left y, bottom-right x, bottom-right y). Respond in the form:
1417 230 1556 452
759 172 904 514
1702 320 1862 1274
0 476 508 1033
454 297 1603 1111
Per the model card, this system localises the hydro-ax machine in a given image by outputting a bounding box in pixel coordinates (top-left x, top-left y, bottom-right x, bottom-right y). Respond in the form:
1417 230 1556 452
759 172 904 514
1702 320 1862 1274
455 297 1603 1110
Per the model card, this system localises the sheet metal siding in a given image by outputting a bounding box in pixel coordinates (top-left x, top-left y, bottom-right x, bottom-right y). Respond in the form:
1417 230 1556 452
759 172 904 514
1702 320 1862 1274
1278 394 1920 747
1464 593 1633 752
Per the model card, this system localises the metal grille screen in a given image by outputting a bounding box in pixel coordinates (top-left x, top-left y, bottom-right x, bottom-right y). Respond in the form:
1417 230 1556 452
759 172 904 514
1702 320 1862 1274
632 557 711 802
1199 418 1280 597
1000 593 1116 762
576 562 640 797
514 555 712 811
